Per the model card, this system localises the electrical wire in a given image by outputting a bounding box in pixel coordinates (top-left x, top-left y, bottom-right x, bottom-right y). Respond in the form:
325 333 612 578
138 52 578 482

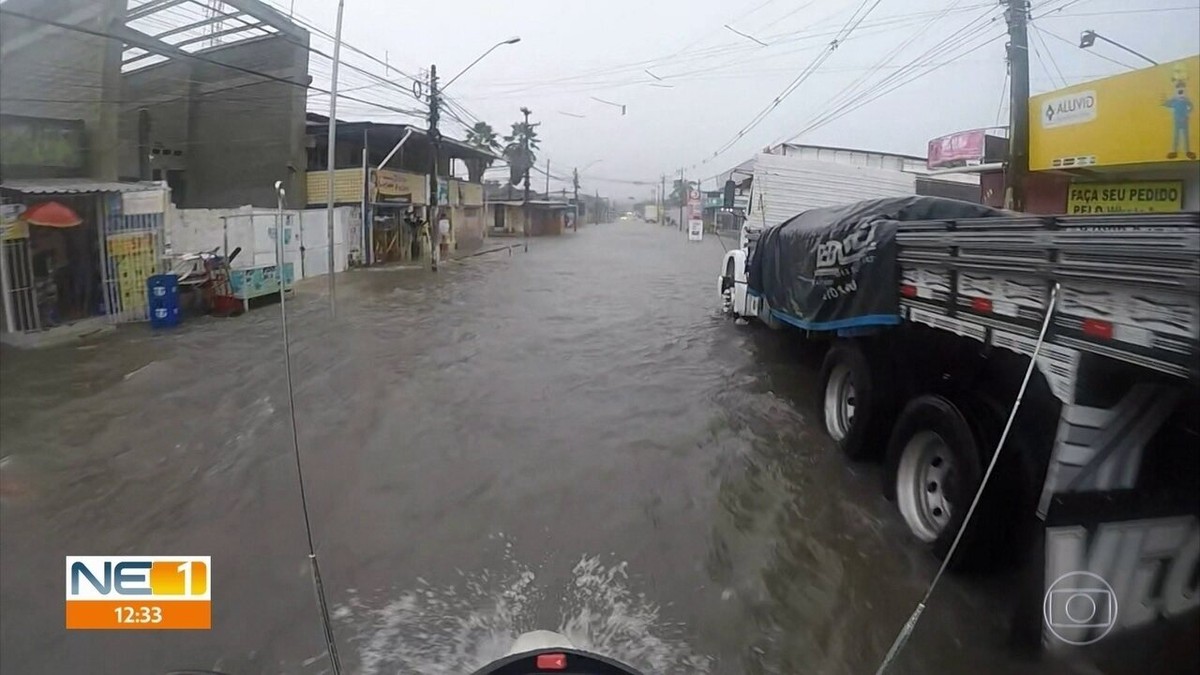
1031 23 1069 87
995 68 1011 127
794 30 1006 140
774 5 1003 155
151 0 428 110
270 191 343 675
0 7 427 120
1029 24 1064 87
1031 0 1091 20
471 5 995 96
1036 25 1140 70
687 0 889 170
778 1 997 153
1046 5 1200 17
876 283 1062 675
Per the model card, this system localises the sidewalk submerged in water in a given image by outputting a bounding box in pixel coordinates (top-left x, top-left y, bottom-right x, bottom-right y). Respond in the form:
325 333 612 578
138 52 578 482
0 238 530 352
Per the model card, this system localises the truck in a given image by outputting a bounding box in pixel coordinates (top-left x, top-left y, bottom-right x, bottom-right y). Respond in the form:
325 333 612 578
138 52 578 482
718 195 1199 654
641 204 658 223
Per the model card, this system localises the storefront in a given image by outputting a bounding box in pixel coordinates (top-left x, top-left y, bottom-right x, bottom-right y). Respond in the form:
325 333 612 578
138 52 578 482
0 180 167 345
369 168 427 264
1024 54 1200 214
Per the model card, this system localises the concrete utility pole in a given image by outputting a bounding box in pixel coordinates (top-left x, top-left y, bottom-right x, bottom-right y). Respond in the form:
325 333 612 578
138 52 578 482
324 0 345 315
572 167 580 232
545 159 551 196
1004 0 1030 213
521 106 532 252
660 174 666 225
427 63 441 271
678 168 685 232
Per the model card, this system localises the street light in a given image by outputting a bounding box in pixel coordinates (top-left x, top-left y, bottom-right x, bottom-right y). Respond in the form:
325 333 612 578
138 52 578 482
1079 30 1157 66
444 37 521 90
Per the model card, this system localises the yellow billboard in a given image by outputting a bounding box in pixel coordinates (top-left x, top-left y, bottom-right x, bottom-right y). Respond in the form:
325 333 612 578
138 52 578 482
1066 181 1183 214
1029 55 1199 171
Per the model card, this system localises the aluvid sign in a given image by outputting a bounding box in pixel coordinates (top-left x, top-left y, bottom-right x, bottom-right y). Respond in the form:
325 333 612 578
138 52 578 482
1029 54 1200 170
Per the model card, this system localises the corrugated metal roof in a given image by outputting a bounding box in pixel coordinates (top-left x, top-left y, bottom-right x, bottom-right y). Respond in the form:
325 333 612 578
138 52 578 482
0 179 164 195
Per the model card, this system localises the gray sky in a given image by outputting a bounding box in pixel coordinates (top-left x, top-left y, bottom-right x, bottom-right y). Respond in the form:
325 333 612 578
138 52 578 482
289 0 1200 195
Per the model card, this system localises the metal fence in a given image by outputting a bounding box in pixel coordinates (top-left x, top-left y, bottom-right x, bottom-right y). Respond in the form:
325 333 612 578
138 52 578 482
100 196 165 324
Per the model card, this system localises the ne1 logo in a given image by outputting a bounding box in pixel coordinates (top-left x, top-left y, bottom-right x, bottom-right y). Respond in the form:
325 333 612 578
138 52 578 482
65 556 211 630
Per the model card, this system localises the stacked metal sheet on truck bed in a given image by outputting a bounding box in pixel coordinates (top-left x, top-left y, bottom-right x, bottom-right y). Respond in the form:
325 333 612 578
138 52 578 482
895 211 1200 379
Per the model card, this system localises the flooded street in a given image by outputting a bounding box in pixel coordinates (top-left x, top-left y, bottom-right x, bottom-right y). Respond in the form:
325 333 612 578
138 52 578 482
3 221 1079 674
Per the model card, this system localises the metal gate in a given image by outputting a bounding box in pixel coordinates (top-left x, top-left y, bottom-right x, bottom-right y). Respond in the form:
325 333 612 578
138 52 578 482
100 193 165 323
1 237 39 332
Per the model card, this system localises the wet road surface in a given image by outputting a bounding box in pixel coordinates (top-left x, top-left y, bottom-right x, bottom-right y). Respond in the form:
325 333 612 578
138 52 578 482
2 221 1091 674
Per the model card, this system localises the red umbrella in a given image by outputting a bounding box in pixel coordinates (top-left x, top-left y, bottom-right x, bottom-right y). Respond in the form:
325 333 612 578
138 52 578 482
20 201 82 228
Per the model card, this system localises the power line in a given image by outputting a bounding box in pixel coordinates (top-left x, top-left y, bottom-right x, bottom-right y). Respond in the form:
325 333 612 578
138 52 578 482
1029 25 1062 87
778 4 1003 152
795 31 1006 139
1031 0 1090 20
1030 23 1068 87
1045 6 1200 17
0 7 427 121
148 0 428 111
785 1 997 152
996 68 1011 127
687 0 889 170
470 5 995 97
1036 25 1140 70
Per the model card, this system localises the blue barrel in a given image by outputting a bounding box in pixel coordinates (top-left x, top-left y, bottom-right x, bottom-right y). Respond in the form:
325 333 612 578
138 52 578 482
147 274 181 329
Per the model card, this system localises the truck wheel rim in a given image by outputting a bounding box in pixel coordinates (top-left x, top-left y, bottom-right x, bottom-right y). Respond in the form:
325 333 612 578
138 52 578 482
896 431 954 543
823 364 856 441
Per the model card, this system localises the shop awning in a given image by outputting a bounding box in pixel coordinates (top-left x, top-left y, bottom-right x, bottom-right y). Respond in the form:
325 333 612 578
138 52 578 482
0 179 163 195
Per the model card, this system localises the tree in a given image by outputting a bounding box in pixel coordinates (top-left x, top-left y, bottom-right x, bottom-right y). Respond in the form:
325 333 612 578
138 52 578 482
463 121 500 183
502 113 541 187
668 178 697 206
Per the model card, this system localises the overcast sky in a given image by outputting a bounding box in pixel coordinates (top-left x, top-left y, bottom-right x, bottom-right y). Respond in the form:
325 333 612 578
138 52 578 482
286 0 1199 196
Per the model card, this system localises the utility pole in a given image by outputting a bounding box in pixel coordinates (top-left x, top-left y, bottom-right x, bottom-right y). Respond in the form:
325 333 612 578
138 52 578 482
572 167 580 232
678 168 685 232
545 159 550 196
1004 0 1030 213
660 174 666 226
521 106 532 252
426 64 441 271
595 189 599 224
324 0 345 315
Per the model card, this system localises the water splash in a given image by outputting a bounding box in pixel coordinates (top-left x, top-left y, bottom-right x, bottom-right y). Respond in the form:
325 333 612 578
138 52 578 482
558 555 712 674
336 543 711 674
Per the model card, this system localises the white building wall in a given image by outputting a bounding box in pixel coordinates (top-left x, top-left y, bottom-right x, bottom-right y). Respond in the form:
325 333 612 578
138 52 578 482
165 205 355 280
748 152 917 230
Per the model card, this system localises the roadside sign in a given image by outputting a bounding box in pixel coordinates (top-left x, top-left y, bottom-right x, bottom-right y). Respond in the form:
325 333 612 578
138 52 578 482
688 219 703 242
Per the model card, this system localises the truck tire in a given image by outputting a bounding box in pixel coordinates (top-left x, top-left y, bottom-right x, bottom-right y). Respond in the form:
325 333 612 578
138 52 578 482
884 394 992 569
819 341 894 460
953 390 1041 569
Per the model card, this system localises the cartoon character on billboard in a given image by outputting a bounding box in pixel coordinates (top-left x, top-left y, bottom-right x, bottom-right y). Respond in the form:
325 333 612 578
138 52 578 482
1163 66 1196 159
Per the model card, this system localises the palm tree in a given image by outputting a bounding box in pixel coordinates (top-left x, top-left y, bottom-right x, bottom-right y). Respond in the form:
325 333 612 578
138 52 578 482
502 114 541 187
669 178 696 206
465 121 499 150
463 121 500 182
